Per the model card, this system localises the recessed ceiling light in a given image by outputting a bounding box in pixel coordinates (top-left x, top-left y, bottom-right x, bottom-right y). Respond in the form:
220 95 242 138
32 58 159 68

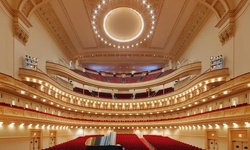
92 1 156 48
223 91 228 95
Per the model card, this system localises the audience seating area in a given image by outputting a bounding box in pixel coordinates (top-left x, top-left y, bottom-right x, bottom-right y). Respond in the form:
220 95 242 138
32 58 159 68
73 87 174 99
72 68 174 83
114 93 133 99
114 134 150 150
43 134 204 150
143 135 202 150
43 134 150 150
43 135 103 150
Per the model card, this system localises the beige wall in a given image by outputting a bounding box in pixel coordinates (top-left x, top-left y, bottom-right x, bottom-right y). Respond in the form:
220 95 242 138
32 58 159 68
0 123 81 150
180 2 250 78
0 5 14 76
2 123 245 150
0 5 69 78
180 14 233 75
26 14 70 74
234 2 250 77
1 1 250 150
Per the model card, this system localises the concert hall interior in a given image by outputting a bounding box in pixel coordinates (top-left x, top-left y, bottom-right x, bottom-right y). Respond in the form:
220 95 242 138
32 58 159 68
1 0 250 150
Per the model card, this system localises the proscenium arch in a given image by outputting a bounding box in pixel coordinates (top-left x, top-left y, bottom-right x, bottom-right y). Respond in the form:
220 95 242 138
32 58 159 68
17 0 231 20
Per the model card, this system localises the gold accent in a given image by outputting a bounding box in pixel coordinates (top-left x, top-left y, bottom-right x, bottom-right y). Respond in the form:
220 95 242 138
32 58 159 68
21 0 34 17
1 105 250 127
214 0 227 18
13 16 29 45
216 0 248 44
218 23 234 44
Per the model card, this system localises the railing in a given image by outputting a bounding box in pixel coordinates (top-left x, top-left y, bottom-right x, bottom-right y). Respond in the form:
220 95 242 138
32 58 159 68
0 102 249 126
45 61 202 89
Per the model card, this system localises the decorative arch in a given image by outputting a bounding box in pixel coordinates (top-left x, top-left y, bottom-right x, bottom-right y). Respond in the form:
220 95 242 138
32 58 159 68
7 0 246 46
17 0 230 20
18 0 52 18
195 0 230 20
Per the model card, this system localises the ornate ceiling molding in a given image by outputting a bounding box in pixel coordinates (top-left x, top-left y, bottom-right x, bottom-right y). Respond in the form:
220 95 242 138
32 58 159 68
196 0 229 19
13 16 30 45
169 3 212 60
74 51 172 61
1 0 32 45
218 23 234 44
1 0 241 57
36 3 77 59
18 0 51 18
216 0 248 44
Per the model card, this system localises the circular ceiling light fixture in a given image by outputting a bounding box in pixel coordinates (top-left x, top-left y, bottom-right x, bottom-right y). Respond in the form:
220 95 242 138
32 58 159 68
91 0 156 49
103 7 144 43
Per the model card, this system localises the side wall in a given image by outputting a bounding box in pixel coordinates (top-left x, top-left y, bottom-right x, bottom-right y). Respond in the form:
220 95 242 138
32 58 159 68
180 2 250 78
0 124 83 150
0 4 69 78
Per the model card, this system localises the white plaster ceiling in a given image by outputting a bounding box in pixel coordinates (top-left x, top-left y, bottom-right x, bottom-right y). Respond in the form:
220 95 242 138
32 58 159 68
45 0 209 73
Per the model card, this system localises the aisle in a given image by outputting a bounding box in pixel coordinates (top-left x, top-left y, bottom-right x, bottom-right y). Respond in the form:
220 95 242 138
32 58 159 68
140 138 153 150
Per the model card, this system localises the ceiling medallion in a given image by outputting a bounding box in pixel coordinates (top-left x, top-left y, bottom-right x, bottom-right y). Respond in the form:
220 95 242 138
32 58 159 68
103 7 144 43
91 0 156 49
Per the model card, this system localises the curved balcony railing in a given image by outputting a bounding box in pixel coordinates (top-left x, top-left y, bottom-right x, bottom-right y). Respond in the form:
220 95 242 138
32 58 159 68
1 70 250 127
16 68 230 114
45 61 202 90
0 102 249 127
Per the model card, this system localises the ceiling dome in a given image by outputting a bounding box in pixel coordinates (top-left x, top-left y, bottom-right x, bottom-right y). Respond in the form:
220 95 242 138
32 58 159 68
103 7 144 42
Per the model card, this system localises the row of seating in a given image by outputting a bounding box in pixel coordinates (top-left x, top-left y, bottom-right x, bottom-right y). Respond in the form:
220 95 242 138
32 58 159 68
72 68 174 83
44 134 202 150
143 135 202 150
73 87 174 99
43 135 103 150
44 134 149 150
116 134 150 150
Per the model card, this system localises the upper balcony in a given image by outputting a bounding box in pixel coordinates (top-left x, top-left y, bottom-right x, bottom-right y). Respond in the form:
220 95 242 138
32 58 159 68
45 61 202 90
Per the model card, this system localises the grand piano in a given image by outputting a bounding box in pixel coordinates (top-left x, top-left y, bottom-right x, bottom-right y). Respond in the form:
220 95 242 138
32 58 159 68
85 132 124 150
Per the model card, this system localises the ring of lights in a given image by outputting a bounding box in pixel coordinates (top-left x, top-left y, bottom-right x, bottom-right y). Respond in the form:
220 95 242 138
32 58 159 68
91 0 156 49
103 7 144 43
